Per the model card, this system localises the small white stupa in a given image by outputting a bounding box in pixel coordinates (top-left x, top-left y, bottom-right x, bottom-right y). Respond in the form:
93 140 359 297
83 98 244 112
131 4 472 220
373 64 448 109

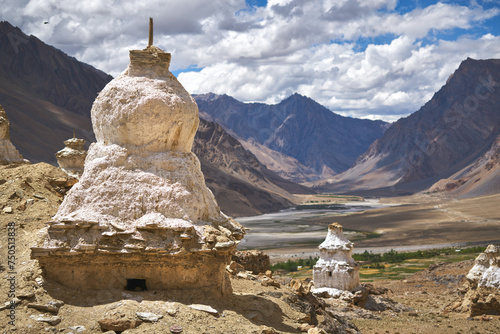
0 105 25 164
31 19 244 296
466 244 500 288
55 134 87 178
313 223 360 295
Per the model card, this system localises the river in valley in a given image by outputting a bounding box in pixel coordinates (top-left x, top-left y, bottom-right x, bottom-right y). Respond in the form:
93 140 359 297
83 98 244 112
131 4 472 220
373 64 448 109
236 199 389 250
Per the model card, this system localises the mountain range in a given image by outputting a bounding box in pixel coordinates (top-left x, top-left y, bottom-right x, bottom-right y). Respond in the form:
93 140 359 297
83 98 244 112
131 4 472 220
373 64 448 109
316 58 500 198
194 93 389 182
2 20 499 209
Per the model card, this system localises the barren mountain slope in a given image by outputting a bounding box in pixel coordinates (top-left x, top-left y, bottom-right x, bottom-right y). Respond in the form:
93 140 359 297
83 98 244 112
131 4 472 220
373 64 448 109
316 58 500 196
0 21 112 163
430 134 500 198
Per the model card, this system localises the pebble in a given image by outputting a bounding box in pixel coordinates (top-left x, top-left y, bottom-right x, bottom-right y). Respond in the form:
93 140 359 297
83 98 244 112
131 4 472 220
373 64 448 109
35 277 44 286
17 290 36 299
165 303 178 316
136 312 162 322
0 298 21 310
170 324 183 333
30 315 61 326
97 318 142 332
260 325 277 334
68 326 86 332
188 304 218 315
28 301 63 314
3 206 13 213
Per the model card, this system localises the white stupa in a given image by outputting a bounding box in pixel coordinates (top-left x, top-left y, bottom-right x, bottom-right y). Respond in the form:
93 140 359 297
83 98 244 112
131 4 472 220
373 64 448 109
0 105 25 164
55 135 87 178
466 244 500 288
32 20 244 296
313 223 360 295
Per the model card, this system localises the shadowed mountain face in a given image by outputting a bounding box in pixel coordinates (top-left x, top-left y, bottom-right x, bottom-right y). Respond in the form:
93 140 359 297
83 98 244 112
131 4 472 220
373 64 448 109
0 21 113 163
194 93 389 182
316 58 500 196
0 21 310 216
193 119 314 216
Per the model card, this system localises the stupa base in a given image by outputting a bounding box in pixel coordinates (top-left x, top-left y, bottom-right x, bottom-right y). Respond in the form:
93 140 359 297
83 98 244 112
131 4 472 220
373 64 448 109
34 251 233 296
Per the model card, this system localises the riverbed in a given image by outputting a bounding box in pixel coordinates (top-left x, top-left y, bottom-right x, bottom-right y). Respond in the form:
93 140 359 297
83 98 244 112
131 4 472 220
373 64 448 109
236 199 390 250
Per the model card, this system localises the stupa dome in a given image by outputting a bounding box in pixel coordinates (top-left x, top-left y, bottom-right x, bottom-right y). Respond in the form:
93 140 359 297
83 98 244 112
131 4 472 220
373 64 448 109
92 46 199 153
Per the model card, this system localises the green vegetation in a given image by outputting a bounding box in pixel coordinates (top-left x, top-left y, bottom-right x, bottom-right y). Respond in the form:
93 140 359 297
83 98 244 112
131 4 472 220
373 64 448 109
317 194 363 201
352 246 486 264
271 256 318 273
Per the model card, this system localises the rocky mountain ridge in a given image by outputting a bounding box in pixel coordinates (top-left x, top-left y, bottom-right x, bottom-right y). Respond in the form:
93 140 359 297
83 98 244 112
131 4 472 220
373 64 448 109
194 93 389 182
316 58 500 197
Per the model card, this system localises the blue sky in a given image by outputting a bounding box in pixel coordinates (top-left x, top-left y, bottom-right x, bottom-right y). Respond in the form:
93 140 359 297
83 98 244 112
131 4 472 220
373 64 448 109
2 0 500 121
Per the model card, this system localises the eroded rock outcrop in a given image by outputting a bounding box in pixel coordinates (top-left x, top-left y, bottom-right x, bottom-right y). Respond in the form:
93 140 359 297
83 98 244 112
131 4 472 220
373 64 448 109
0 105 24 164
55 136 87 178
31 38 244 296
313 223 360 295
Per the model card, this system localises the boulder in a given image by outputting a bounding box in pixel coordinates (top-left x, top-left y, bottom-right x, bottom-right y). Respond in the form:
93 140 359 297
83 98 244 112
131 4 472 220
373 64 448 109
232 250 270 274
98 319 142 332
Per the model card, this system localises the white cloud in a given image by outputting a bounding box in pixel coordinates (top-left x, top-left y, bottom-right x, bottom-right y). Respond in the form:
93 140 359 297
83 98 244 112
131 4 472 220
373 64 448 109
1 0 500 121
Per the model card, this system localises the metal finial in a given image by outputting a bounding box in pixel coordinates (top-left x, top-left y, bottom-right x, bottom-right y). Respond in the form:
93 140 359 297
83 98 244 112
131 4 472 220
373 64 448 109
148 17 153 47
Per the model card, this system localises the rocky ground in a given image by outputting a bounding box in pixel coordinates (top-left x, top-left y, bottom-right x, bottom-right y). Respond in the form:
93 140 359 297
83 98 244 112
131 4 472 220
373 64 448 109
1 163 499 333
349 260 500 334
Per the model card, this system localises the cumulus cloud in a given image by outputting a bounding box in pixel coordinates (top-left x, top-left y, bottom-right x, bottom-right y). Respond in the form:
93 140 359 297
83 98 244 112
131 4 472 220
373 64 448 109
1 0 500 121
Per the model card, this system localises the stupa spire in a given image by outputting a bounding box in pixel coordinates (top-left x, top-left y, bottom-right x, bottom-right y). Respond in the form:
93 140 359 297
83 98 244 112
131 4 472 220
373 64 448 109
148 17 153 47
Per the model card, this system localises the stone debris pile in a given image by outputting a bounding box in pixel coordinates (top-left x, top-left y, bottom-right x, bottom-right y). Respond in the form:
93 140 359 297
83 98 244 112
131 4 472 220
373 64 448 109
31 32 244 296
232 249 271 275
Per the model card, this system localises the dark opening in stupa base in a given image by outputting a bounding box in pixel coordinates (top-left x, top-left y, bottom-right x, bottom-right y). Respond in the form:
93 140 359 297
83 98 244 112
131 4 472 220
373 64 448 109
126 278 147 291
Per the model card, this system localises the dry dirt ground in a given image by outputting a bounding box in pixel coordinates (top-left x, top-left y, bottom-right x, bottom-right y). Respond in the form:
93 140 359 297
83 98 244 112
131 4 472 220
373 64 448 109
349 260 500 334
329 193 500 248
1 163 499 333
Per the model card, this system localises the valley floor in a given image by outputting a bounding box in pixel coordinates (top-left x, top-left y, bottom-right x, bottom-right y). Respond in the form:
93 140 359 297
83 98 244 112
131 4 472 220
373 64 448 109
264 193 500 263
